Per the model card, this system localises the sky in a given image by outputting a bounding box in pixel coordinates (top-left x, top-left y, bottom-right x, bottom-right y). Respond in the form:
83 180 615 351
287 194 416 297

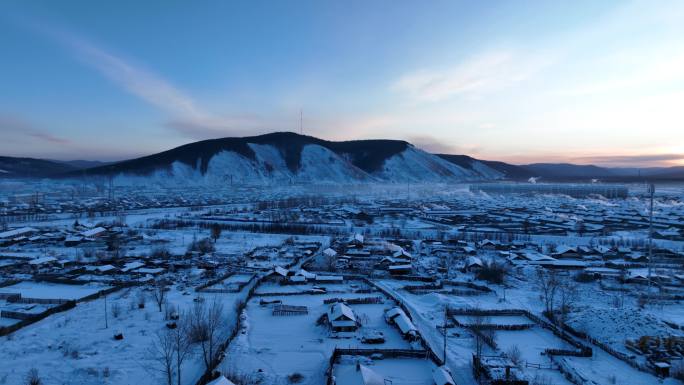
1 0 683 167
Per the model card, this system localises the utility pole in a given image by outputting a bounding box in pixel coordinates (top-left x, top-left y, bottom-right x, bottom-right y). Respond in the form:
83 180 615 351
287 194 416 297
104 294 108 329
443 304 448 366
299 109 303 135
647 183 655 300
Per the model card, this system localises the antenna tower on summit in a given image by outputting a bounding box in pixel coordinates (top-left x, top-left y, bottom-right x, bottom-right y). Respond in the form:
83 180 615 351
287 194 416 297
299 109 303 135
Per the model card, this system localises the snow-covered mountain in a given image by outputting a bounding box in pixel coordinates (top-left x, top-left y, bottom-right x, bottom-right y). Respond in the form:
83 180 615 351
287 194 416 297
79 132 503 184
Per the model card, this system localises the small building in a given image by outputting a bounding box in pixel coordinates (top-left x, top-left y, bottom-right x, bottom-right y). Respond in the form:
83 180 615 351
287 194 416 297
465 256 484 272
328 302 357 332
64 236 84 247
349 233 364 248
432 366 456 385
82 227 107 239
388 264 412 275
206 375 237 385
385 307 418 340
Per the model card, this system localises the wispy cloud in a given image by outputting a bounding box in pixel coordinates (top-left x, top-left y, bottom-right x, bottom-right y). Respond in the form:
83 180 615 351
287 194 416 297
407 135 481 155
392 51 551 103
0 114 72 145
572 153 684 167
32 22 263 140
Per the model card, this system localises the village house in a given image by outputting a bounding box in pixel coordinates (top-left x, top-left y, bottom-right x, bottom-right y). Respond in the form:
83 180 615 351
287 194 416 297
327 302 357 332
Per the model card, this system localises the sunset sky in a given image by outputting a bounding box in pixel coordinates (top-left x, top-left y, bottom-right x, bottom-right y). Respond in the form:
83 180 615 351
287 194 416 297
1 0 683 167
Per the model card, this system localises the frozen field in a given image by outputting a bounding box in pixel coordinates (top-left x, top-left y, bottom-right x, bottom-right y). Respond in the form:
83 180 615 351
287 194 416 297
0 281 112 301
223 281 414 384
0 285 249 385
333 355 435 385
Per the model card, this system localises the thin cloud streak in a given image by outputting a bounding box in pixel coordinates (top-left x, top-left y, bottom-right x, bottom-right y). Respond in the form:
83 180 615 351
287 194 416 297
392 51 552 103
0 114 72 145
34 21 263 140
573 153 684 166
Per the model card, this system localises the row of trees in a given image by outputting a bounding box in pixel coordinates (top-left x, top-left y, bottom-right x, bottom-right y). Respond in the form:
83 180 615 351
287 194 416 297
535 269 578 328
148 296 227 385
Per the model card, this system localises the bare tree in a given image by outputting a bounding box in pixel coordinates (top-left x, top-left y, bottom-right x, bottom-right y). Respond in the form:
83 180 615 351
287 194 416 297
148 330 175 385
471 312 492 359
189 299 225 370
24 368 41 385
557 277 578 332
153 282 167 312
173 313 193 385
535 268 559 317
210 223 222 244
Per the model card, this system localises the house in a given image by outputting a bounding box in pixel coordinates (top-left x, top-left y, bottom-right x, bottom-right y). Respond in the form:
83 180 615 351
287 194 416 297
360 365 385 385
323 248 337 258
0 227 39 246
82 227 107 239
388 264 412 275
552 245 580 259
315 275 344 283
134 267 166 276
273 266 289 277
393 249 412 262
328 302 357 332
121 261 145 272
294 269 316 281
464 256 484 272
28 256 59 270
478 239 500 250
349 233 364 248
0 227 38 241
433 366 456 385
206 375 236 385
385 307 418 340
656 227 681 239
64 236 84 247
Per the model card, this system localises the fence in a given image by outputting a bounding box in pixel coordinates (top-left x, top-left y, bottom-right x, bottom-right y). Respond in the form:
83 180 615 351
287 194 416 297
0 300 76 337
323 297 384 305
448 308 592 357
325 348 432 385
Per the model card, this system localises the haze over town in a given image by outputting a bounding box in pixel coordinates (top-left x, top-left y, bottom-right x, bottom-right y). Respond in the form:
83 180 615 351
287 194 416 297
2 2 684 385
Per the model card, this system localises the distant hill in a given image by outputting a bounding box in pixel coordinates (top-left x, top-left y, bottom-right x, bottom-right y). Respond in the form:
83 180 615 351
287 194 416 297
76 132 503 183
0 156 77 178
437 154 535 179
3 132 683 182
53 159 112 169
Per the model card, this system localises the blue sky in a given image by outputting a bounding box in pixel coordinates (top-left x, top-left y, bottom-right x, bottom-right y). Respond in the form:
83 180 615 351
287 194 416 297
1 0 683 166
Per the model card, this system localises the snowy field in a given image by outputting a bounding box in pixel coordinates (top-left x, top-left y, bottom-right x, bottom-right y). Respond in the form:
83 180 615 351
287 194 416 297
0 281 112 301
0 285 249 385
223 280 415 384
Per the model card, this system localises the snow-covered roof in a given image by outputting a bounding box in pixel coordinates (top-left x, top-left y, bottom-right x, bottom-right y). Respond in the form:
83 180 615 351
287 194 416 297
393 312 417 335
206 375 236 385
466 256 483 267
121 261 145 272
519 251 556 262
295 269 316 279
360 365 385 385
385 307 404 320
393 249 412 259
28 256 58 265
82 227 107 238
0 227 38 239
315 275 343 282
323 248 337 257
329 302 355 322
274 266 289 277
433 366 456 385
388 264 412 270
553 245 577 255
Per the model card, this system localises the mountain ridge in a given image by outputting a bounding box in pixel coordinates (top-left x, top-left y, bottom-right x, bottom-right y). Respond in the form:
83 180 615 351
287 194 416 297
2 132 683 182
